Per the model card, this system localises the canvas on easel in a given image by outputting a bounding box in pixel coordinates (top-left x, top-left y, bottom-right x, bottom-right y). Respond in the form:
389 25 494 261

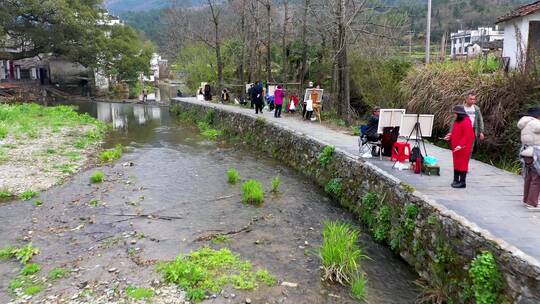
399 114 434 138
377 109 406 134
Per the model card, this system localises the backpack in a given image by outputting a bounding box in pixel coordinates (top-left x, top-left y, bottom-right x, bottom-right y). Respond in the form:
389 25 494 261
410 147 423 163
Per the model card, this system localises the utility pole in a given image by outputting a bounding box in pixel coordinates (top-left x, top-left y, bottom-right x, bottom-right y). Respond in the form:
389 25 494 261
425 0 432 64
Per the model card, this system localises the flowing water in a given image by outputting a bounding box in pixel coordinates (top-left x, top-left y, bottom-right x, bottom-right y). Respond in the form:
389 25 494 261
0 101 419 303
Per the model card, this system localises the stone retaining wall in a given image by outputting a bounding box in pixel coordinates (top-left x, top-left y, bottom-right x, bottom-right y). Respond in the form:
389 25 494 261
171 99 540 304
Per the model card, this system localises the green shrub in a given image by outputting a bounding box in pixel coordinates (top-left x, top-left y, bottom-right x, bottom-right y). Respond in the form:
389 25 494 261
318 145 335 167
242 179 264 205
390 203 418 251
126 286 155 300
99 144 123 163
90 171 105 183
373 206 392 243
324 178 342 197
319 220 365 285
469 251 503 304
227 168 240 184
360 192 379 229
271 176 281 193
19 190 38 201
0 190 12 199
157 247 275 302
197 121 221 139
20 263 41 276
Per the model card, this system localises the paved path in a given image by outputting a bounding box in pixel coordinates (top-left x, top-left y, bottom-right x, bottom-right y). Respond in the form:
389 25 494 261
174 97 540 263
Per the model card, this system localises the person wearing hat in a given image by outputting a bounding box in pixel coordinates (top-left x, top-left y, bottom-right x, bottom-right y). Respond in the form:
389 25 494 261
446 105 475 188
365 106 381 142
518 107 540 210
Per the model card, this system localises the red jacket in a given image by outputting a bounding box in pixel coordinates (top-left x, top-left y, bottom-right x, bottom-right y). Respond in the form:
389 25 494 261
450 118 475 172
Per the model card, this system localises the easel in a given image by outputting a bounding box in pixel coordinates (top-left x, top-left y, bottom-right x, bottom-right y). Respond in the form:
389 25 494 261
405 114 429 157
392 114 429 170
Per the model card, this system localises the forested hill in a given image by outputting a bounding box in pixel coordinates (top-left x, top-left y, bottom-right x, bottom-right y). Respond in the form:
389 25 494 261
103 0 204 13
115 0 532 50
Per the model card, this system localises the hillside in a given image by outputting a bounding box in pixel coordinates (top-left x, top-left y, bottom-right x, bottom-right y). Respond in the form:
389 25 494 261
104 0 203 13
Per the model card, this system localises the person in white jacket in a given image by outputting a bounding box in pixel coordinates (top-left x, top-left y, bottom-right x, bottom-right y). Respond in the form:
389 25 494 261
518 107 540 210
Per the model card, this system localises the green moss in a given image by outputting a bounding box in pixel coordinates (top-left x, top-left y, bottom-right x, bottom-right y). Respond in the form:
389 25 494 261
1 243 39 264
469 251 504 304
242 179 264 205
88 199 100 207
359 192 379 229
255 269 276 286
390 203 418 251
0 190 12 199
211 235 230 244
23 284 44 296
126 286 155 300
89 171 105 183
157 247 275 302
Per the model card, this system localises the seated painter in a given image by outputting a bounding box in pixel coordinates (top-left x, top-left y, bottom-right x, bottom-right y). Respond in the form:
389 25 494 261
364 106 381 141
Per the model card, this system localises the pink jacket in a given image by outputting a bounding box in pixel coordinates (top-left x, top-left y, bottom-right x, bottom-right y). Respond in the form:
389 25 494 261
274 88 284 105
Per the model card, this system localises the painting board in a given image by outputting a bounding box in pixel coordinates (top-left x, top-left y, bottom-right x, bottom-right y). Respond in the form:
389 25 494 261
377 109 406 134
399 114 434 138
304 89 324 104
245 83 253 94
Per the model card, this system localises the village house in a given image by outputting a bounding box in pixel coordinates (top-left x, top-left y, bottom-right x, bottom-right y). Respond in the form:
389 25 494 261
497 0 540 70
450 27 504 58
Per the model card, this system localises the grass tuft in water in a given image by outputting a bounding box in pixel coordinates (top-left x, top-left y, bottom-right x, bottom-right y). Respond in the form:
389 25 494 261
0 190 13 199
351 276 367 300
90 171 105 183
19 190 38 201
157 247 275 302
227 168 240 184
126 286 155 300
319 221 366 285
211 235 231 244
241 179 264 205
99 144 123 163
271 176 281 193
0 243 39 264
48 267 68 280
20 263 41 276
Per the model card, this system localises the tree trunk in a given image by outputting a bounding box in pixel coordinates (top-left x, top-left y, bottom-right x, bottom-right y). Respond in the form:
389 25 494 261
336 0 350 121
215 21 224 89
281 0 288 83
266 2 272 83
240 0 247 95
299 0 310 93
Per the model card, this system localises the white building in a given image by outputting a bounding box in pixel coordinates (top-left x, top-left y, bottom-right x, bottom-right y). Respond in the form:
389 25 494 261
496 1 540 70
450 27 504 57
144 53 166 82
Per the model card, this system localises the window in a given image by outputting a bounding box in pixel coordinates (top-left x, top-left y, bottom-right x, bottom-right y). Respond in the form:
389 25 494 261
458 47 462 53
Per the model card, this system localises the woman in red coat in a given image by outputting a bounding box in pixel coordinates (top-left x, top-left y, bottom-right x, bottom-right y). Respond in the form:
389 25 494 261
447 105 475 188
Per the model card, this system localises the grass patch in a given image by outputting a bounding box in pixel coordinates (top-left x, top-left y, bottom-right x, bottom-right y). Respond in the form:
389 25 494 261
23 284 44 296
255 269 276 286
0 190 13 199
319 220 366 285
88 199 100 207
48 267 68 280
54 163 77 174
0 103 106 141
19 190 38 201
90 171 105 183
99 144 123 163
197 121 222 139
318 145 335 167
157 247 275 302
0 243 39 264
271 176 281 193
241 179 264 205
351 276 367 300
20 263 41 276
126 286 155 300
227 168 240 184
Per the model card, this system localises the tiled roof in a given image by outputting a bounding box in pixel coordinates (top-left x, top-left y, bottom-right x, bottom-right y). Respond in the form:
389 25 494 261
497 1 540 23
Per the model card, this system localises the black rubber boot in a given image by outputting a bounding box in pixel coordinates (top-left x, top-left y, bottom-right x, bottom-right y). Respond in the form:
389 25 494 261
451 170 460 187
452 171 467 188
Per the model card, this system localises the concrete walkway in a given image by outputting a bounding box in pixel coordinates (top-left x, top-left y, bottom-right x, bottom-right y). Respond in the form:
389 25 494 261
174 97 539 264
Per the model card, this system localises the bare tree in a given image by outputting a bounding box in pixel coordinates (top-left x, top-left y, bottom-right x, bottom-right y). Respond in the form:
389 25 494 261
281 0 289 83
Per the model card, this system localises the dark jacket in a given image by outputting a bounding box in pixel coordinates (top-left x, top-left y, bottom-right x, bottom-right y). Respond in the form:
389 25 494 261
251 84 263 103
365 115 379 138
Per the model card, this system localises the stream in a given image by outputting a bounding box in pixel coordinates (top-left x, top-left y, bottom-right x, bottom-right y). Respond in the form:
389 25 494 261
0 100 419 303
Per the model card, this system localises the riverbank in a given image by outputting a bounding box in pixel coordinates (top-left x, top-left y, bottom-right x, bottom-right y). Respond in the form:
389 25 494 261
0 103 107 198
171 97 540 303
